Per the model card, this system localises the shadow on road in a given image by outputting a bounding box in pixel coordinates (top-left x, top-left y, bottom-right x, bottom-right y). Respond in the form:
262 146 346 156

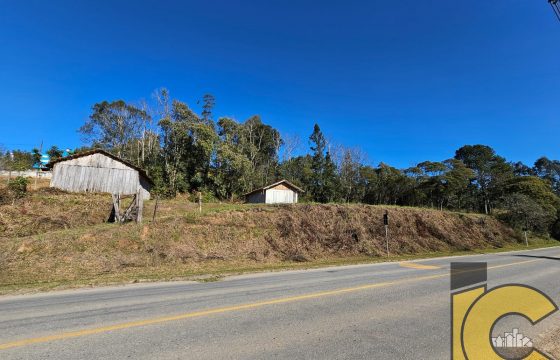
512 254 560 261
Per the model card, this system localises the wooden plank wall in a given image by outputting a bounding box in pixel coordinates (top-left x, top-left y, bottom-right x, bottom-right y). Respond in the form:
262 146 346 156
50 154 150 199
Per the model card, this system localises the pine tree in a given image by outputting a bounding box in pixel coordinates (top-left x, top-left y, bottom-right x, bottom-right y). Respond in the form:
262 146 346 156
309 124 326 202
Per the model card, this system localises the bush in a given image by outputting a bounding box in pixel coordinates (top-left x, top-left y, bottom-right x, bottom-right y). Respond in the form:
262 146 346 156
188 190 218 203
499 194 556 235
8 176 29 199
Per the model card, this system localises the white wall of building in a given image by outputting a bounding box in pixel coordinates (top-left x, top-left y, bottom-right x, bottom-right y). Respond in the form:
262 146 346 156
265 189 297 204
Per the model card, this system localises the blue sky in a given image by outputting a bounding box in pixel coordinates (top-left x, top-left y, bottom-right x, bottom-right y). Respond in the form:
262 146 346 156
0 1 558 168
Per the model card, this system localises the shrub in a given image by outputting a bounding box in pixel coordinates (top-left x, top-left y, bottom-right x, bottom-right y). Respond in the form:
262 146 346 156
8 176 29 199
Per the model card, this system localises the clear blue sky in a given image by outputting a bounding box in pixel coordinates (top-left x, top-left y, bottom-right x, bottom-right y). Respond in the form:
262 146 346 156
0 1 558 168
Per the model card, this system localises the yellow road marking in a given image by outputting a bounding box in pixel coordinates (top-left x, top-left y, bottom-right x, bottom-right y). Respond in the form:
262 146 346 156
0 258 544 351
399 262 441 270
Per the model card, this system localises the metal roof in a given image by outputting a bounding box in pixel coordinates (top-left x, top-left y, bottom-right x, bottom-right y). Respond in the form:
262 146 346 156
243 179 305 197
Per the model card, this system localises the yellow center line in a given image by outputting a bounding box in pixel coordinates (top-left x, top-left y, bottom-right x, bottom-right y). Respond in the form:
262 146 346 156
399 262 441 270
0 257 545 351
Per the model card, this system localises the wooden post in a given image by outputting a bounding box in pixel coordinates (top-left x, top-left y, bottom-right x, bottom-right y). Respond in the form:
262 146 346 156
198 191 202 213
136 191 143 223
111 194 121 223
152 195 159 223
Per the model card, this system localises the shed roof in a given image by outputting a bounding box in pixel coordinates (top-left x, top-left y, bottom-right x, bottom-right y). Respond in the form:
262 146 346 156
243 179 304 197
46 149 154 185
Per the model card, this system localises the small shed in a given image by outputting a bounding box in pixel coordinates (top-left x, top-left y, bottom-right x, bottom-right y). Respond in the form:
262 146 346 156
244 180 304 204
47 149 153 200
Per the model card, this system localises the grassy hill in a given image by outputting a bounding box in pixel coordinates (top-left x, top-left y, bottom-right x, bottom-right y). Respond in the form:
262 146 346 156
0 187 556 294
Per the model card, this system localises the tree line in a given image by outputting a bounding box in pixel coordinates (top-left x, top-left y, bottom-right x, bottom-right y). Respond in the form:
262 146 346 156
1 89 559 238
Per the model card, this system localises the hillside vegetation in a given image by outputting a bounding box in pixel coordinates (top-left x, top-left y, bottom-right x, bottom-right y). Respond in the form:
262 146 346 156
1 188 552 294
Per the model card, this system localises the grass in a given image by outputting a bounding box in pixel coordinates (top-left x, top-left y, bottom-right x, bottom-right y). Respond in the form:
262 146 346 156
1 237 556 295
1 189 558 295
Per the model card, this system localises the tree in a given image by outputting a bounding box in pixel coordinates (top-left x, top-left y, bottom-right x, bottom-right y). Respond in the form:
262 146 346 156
503 176 560 210
323 151 340 202
534 157 560 196
215 117 252 198
31 148 41 168
441 159 475 210
501 194 556 235
309 124 327 202
240 115 282 188
512 161 535 177
278 154 313 198
455 145 513 214
339 147 366 203
0 150 34 172
215 115 281 194
366 163 412 205
201 93 215 122
415 161 447 209
47 146 63 161
79 100 150 159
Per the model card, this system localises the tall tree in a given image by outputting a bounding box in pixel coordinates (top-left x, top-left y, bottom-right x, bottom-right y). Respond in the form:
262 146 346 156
79 100 149 159
455 145 512 214
201 93 215 122
534 157 560 196
322 151 340 202
309 124 327 202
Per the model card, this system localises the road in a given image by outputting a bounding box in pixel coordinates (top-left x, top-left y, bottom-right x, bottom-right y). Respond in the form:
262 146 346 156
0 247 559 359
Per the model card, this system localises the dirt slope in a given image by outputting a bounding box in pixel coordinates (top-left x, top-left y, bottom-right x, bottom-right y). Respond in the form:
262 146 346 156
0 193 530 292
0 188 112 237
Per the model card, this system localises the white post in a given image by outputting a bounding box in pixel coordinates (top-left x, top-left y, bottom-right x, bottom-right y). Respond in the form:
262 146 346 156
385 225 389 257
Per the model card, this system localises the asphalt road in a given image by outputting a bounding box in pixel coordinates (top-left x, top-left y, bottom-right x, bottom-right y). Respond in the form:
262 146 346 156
1 247 559 359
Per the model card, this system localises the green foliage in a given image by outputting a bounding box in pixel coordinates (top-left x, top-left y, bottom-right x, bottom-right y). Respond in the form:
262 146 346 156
499 194 556 234
8 176 29 199
455 144 513 214
71 91 560 238
308 124 339 202
0 150 34 171
534 157 560 196
47 146 63 161
79 100 150 159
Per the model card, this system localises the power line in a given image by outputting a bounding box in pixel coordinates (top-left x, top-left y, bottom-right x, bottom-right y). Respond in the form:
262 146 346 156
550 0 560 21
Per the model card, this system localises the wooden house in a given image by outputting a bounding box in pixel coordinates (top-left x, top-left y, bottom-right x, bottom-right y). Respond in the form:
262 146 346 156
47 149 153 200
244 179 304 204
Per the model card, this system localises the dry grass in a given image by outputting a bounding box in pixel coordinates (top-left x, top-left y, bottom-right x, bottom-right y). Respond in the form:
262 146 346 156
0 188 112 237
1 190 557 294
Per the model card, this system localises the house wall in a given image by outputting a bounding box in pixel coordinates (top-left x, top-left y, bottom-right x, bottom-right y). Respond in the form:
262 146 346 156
50 154 151 199
246 191 266 203
265 189 296 204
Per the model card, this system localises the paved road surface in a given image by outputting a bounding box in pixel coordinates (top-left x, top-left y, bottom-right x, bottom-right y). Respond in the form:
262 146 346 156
1 247 559 359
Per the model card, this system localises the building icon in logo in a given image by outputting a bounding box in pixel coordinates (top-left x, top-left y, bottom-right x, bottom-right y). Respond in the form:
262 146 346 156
492 328 533 349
